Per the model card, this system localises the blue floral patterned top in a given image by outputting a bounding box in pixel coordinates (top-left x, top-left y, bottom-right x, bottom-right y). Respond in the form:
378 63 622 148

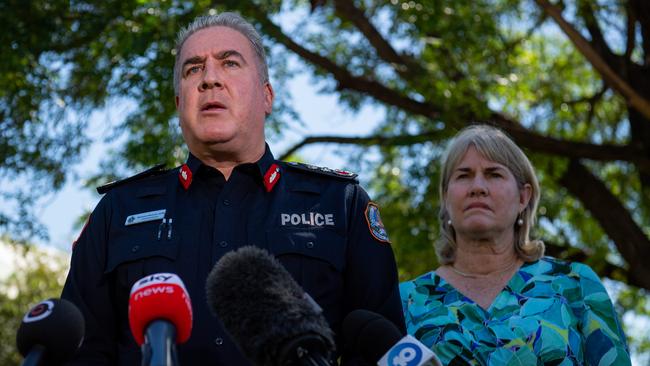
400 257 631 365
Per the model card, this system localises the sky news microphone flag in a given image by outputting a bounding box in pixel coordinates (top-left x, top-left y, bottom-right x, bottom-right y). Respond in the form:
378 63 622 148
129 273 193 366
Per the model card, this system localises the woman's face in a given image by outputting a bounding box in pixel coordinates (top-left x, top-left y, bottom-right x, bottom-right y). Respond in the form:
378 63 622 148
445 146 531 241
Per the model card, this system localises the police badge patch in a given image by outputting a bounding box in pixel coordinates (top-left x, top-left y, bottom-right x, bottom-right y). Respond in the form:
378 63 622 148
365 202 390 243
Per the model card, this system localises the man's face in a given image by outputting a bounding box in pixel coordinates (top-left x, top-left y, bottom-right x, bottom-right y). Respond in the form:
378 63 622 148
175 26 273 157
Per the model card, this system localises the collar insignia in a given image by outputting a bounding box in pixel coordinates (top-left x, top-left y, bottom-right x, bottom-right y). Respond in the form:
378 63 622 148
264 163 281 192
179 164 193 190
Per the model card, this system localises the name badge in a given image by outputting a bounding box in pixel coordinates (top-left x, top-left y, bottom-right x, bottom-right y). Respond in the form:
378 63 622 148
125 209 166 226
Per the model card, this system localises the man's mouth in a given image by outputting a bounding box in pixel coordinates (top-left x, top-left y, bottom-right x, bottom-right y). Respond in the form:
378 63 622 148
201 101 226 111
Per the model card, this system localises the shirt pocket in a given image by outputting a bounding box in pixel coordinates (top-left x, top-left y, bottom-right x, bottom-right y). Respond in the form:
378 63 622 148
266 227 345 301
105 220 181 291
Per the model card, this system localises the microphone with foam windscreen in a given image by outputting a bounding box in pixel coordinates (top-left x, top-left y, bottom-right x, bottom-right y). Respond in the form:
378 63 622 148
206 246 335 366
128 273 193 366
343 309 441 366
16 298 85 366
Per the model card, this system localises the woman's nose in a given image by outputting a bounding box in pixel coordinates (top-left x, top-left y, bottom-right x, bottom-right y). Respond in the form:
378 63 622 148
469 177 488 197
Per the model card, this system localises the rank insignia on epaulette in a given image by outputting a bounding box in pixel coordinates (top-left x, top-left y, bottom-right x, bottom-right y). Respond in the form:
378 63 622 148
285 161 359 180
96 163 167 194
333 169 355 177
365 202 390 243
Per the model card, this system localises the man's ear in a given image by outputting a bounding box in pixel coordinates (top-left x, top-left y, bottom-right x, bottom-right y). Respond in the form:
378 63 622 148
263 82 274 115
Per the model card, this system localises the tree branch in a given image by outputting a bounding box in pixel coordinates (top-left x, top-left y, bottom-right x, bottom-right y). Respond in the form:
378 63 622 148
535 0 650 120
331 0 425 79
490 112 650 172
279 128 650 173
577 1 616 66
247 4 650 170
625 2 637 63
278 132 445 160
559 159 650 290
248 5 438 118
630 0 650 65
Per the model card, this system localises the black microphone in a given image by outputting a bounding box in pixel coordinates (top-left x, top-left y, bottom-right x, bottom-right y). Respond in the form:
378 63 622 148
16 298 85 366
343 309 441 366
206 246 335 366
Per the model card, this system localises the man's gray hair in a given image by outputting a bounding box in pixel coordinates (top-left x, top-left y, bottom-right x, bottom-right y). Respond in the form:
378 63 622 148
173 12 269 95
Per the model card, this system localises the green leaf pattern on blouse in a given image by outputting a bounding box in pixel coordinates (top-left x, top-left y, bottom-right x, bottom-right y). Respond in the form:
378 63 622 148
400 257 631 365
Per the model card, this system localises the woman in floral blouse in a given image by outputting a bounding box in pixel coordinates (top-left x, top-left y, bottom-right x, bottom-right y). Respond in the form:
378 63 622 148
400 125 630 365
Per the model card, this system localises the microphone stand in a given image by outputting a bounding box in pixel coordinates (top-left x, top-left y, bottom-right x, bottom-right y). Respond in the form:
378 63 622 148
296 348 332 366
280 334 333 366
141 320 179 366
20 344 45 366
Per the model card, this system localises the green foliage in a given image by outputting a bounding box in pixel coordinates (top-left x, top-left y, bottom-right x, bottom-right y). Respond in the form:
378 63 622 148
0 240 67 365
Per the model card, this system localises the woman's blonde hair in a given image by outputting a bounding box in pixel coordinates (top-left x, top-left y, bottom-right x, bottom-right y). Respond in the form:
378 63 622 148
436 124 544 264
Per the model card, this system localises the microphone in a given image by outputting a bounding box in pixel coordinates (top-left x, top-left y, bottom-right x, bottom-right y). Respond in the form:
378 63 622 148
342 309 441 366
206 246 335 366
128 273 193 366
16 298 85 366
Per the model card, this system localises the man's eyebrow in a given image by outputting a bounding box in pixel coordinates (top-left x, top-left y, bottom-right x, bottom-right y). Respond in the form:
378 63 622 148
181 55 206 70
215 50 247 64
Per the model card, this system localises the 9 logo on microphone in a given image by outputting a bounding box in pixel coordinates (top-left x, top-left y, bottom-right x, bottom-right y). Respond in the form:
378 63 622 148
387 342 422 366
23 300 55 323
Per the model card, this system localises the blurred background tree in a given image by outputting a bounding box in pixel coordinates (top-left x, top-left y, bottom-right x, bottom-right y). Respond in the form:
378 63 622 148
0 0 648 361
0 238 67 365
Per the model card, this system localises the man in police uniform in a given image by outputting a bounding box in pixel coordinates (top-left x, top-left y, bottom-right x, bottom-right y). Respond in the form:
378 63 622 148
62 12 404 365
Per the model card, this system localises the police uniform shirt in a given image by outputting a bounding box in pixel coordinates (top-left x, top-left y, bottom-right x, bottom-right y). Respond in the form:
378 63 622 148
61 145 405 365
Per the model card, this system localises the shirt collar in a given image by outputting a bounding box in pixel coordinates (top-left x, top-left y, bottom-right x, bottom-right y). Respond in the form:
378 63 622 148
255 144 277 179
184 143 277 182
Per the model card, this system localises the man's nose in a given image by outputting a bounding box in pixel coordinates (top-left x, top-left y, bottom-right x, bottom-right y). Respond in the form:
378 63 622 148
199 62 223 91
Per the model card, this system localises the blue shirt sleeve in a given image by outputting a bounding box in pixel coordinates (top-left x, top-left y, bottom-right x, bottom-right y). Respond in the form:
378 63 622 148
61 195 117 365
572 263 631 366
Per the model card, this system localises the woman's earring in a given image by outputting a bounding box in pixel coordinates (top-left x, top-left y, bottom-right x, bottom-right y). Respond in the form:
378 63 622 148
517 217 524 226
447 220 452 226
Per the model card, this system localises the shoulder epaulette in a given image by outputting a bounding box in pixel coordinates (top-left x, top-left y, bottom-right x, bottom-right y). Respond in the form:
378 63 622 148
96 163 168 194
283 161 359 182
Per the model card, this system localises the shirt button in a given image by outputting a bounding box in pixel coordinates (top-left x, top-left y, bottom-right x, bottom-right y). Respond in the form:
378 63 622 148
223 199 230 206
214 337 223 346
131 245 140 253
306 241 314 249
219 241 228 248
